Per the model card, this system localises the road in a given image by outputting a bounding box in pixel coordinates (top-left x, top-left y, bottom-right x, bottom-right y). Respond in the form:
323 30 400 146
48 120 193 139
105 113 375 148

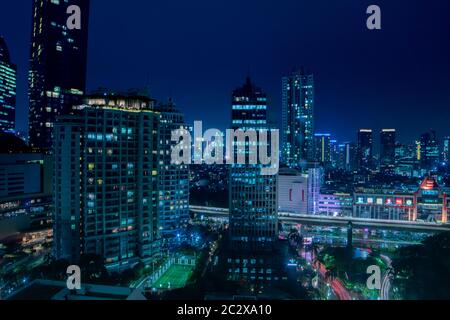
315 260 352 300
190 205 450 232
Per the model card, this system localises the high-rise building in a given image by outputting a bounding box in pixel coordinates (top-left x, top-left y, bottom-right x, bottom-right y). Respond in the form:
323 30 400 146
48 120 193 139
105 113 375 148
420 129 439 171
380 129 396 171
314 133 331 166
357 129 373 171
307 165 323 215
442 136 450 163
281 68 314 168
154 100 190 239
394 143 418 177
53 94 160 270
330 139 339 168
229 77 278 250
28 0 90 151
0 36 17 132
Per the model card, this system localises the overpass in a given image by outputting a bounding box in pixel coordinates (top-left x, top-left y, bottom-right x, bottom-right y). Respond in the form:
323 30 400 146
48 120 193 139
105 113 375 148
189 205 450 233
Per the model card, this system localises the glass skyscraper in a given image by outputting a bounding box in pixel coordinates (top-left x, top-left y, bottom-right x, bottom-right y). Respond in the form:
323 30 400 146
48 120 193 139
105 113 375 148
0 36 16 132
281 68 314 168
229 77 278 250
314 133 332 167
154 100 190 240
28 0 90 150
420 129 439 171
357 129 373 171
380 129 396 171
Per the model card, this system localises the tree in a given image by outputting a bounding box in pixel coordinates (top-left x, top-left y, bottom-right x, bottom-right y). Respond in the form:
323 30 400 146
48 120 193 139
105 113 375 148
392 232 450 299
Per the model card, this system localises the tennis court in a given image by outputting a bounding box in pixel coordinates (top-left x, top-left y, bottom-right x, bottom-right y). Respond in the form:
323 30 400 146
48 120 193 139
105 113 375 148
153 264 194 290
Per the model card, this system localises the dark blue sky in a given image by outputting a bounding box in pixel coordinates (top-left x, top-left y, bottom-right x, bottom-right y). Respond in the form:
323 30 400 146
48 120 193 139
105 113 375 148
1 0 450 144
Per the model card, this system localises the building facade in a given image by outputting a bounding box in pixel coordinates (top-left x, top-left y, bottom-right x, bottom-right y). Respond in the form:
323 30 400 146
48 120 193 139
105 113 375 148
314 133 332 167
53 95 160 270
277 168 308 216
318 193 353 217
419 130 439 171
0 36 16 133
442 136 450 163
357 129 373 171
353 177 449 223
281 68 314 168
0 152 53 239
380 129 396 171
229 77 278 250
28 0 90 150
154 100 190 239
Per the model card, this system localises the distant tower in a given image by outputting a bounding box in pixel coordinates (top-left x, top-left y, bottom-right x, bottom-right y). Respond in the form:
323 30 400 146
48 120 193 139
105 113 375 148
380 129 396 171
282 68 315 168
420 129 439 171
357 129 373 171
0 36 17 133
28 0 90 151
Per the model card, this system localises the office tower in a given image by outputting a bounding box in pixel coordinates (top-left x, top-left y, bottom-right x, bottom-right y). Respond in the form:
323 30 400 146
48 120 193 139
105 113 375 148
337 142 353 171
357 129 373 171
330 139 338 168
154 99 190 239
442 136 450 163
337 144 346 170
281 68 314 168
380 129 396 171
307 165 323 215
314 133 331 166
53 94 160 270
338 141 356 171
28 0 90 151
0 36 17 132
229 77 278 250
394 143 418 177
420 129 439 171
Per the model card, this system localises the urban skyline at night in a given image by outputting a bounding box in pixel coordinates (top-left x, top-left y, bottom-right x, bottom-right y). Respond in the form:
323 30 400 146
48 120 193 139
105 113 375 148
1 0 450 144
2 0 450 306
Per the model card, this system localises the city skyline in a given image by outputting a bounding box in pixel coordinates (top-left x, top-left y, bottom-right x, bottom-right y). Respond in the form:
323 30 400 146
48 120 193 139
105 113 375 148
1 0 450 144
2 0 450 303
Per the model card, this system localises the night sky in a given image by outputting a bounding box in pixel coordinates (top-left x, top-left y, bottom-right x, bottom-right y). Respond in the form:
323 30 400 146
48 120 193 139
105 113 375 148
1 0 450 146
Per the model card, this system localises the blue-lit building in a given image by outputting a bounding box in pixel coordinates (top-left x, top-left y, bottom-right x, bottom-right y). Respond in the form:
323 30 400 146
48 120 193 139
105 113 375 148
154 100 190 240
357 129 374 171
314 133 332 167
337 141 357 172
380 129 396 172
442 136 450 163
229 77 278 250
53 94 161 270
0 36 16 133
281 68 314 168
28 0 90 151
0 145 53 240
419 129 439 171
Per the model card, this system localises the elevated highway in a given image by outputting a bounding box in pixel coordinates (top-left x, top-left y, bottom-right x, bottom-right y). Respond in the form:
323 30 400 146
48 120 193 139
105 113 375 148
189 205 450 233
